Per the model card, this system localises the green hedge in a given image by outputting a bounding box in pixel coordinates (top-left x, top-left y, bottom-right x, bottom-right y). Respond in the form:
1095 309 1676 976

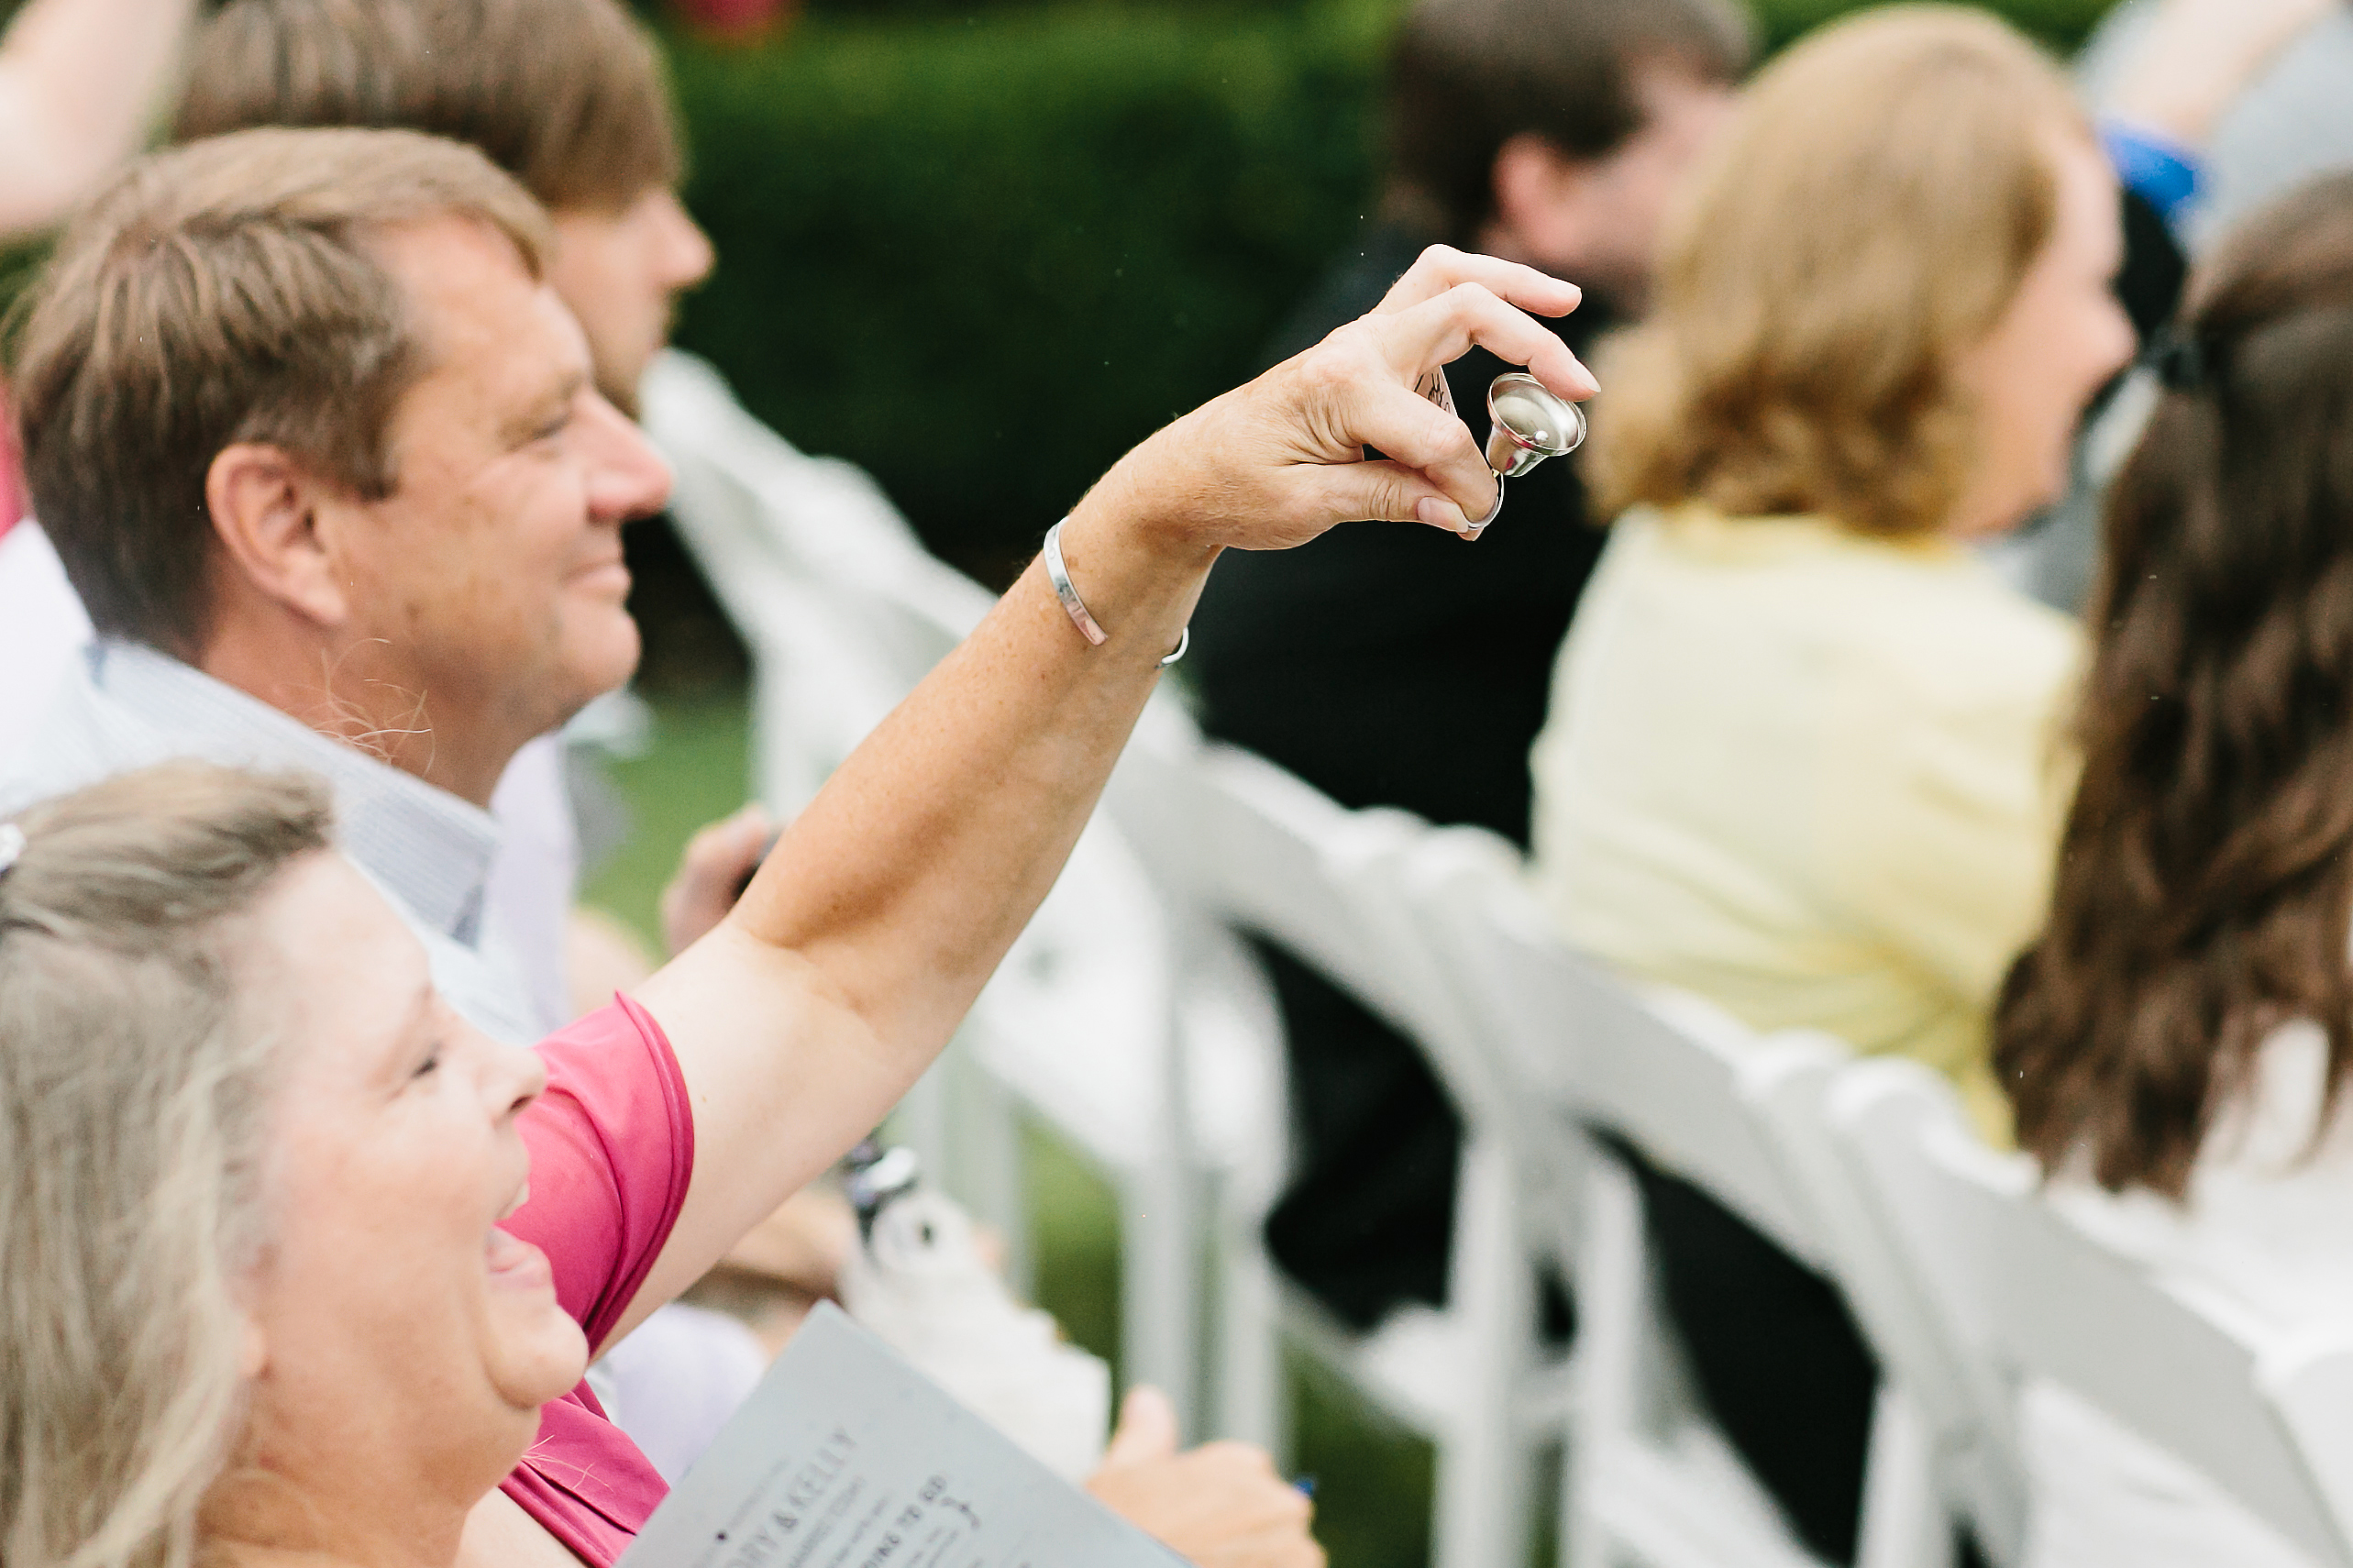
666 0 2119 578
668 2 1392 580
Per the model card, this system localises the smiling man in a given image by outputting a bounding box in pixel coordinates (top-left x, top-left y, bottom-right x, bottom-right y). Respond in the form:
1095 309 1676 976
0 129 667 1045
165 0 885 1020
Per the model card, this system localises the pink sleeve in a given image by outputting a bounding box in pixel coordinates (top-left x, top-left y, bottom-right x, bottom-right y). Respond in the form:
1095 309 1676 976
506 993 696 1352
496 996 693 1564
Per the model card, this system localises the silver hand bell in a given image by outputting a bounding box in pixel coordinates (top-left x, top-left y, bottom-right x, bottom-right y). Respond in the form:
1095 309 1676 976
1473 372 1586 532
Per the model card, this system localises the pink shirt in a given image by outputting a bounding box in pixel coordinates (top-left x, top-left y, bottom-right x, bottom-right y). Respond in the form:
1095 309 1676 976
0 381 24 543
498 996 692 1564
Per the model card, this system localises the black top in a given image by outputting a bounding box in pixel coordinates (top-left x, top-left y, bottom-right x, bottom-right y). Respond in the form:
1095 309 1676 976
1184 226 1614 1332
1188 225 1617 846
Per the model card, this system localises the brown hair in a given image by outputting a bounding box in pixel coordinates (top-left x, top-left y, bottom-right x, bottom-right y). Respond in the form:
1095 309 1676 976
172 0 681 214
1995 173 2353 1198
0 763 332 1568
1590 6 2085 538
1384 0 1751 247
6 126 548 658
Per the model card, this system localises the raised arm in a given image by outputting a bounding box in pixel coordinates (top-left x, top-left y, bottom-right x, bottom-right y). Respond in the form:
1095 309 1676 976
0 0 198 240
621 249 1591 1333
2103 0 2335 150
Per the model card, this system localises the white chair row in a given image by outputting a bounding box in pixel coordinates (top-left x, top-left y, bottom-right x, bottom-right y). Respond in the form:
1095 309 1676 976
1418 834 1961 1568
646 349 1574 1559
1829 1059 2353 1568
1116 742 1580 1568
645 350 2353 1567
1161 744 2353 1568
644 351 1287 1441
1396 805 2353 1568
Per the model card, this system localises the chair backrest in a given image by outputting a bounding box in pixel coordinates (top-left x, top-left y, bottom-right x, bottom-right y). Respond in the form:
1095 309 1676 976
1753 1055 2031 1562
1166 745 1436 1044
1421 861 1835 1268
1415 875 2055 1562
1832 1060 2353 1568
644 349 984 607
644 344 1201 1130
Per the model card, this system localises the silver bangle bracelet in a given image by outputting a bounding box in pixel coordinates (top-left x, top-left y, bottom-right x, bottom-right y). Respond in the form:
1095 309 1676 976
1043 518 1189 668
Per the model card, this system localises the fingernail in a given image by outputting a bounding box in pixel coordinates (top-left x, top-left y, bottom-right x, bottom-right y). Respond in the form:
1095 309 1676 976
1420 495 1470 534
1292 1474 1319 1498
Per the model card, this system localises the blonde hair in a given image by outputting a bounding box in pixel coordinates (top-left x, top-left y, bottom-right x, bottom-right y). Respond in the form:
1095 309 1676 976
173 0 684 214
1590 5 2088 537
0 764 331 1568
7 126 550 657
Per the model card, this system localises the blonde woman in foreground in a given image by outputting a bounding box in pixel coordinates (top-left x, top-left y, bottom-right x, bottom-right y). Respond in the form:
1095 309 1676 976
1525 8 2133 1559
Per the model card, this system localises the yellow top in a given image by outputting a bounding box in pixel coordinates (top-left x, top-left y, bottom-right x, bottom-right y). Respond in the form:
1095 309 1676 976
1528 506 2083 1143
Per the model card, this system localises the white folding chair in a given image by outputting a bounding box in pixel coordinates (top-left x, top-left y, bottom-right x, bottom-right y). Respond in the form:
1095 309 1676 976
641 349 990 812
1753 1065 2027 1566
1828 1059 2353 1568
644 353 1281 1435
1141 745 1575 1568
1418 855 1951 1568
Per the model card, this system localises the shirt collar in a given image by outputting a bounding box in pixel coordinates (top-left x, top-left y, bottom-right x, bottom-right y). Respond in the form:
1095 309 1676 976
1652 504 1973 569
88 642 502 944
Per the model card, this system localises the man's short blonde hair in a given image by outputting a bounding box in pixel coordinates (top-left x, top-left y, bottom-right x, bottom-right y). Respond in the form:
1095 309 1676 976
1589 5 2090 537
7 126 549 657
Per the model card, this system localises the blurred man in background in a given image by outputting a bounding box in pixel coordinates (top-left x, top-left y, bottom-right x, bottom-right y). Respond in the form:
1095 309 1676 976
1187 0 1749 1336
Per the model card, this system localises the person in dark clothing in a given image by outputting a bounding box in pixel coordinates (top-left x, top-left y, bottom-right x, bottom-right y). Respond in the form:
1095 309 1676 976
1187 0 1749 1331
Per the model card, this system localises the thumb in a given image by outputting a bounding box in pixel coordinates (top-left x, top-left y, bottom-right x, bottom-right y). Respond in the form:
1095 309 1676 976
1310 457 1491 538
1099 1385 1180 1470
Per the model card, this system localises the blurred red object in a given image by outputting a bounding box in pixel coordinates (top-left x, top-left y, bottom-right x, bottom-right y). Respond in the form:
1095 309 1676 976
671 0 798 42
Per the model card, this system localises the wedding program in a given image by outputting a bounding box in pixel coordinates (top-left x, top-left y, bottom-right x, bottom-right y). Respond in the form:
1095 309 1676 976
620 1305 1186 1568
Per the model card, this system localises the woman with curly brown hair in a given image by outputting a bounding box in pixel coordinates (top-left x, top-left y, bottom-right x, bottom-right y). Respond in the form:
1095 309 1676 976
1996 171 2353 1568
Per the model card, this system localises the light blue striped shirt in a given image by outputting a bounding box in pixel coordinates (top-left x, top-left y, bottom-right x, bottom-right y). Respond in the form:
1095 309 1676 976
2 640 547 1043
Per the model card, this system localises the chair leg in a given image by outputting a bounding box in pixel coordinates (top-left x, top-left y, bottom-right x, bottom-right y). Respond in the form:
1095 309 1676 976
1210 1171 1290 1455
957 1058 1033 1299
889 1042 959 1198
888 1036 1028 1295
1854 1386 1953 1568
1197 942 1293 1454
1433 1137 1539 1568
1563 1154 1650 1568
1120 1151 1201 1438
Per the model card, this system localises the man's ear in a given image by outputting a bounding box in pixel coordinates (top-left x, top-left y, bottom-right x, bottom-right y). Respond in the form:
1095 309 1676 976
204 442 352 630
1490 132 1595 272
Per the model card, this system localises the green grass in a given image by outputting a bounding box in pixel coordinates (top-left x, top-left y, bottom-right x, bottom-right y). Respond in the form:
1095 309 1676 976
578 690 757 953
1023 1117 1442 1568
588 684 1447 1568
